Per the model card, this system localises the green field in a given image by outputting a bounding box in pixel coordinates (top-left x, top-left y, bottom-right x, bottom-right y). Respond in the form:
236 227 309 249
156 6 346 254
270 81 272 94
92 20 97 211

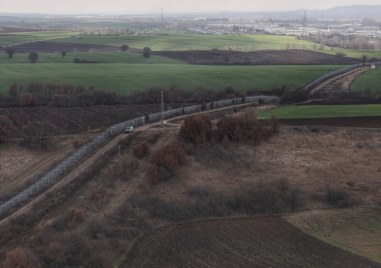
0 51 182 64
0 31 78 47
258 104 381 119
0 64 341 95
51 34 322 51
351 67 381 97
50 34 381 60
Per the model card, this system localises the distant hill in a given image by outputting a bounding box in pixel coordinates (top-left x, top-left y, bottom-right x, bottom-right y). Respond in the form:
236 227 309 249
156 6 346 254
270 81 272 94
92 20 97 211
179 5 381 21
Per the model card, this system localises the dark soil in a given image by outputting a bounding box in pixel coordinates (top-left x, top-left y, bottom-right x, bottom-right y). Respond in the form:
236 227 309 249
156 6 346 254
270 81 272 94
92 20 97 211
0 104 161 137
122 216 380 268
154 49 361 65
280 116 381 128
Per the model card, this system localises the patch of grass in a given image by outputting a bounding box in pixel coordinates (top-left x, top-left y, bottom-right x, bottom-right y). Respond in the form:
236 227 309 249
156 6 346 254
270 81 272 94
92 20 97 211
258 104 381 119
0 31 78 46
0 51 181 64
0 64 342 95
351 68 381 98
50 34 322 51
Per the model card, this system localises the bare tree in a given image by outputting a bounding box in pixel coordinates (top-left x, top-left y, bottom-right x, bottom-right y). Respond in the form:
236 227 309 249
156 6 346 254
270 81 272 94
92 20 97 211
61 51 67 59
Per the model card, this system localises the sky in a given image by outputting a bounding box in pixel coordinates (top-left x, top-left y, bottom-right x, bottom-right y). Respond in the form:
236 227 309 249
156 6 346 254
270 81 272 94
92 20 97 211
2 0 381 14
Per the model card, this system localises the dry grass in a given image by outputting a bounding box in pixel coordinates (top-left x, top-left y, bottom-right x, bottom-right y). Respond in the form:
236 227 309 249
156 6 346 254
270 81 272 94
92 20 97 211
0 123 380 267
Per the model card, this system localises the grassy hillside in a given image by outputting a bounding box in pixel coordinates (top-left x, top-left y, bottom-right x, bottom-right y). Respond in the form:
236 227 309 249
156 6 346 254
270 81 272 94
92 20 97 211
0 51 182 64
351 67 381 98
51 34 322 51
258 104 381 119
0 31 78 46
0 64 341 95
50 34 381 60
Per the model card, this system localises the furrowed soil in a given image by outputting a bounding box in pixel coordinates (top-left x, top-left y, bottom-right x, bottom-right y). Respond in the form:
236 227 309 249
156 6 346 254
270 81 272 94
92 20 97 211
122 216 380 268
154 49 360 65
287 207 381 263
0 104 160 137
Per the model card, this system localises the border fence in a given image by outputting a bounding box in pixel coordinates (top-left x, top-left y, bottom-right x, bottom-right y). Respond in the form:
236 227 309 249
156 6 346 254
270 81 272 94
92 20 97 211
301 62 381 94
0 95 278 217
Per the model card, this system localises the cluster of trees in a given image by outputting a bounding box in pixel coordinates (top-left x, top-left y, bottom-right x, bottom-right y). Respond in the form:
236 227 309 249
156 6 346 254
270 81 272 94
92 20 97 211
302 34 381 50
127 85 246 105
179 111 277 147
1 82 269 108
146 143 186 185
4 49 39 63
0 114 51 147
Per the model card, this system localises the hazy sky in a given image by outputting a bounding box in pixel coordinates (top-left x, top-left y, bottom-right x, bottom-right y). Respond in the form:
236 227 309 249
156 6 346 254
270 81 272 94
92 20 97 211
2 0 381 14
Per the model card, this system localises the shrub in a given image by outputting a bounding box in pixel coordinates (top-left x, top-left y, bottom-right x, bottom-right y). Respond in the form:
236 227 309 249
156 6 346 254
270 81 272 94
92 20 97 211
145 164 159 185
215 110 262 144
179 115 212 145
325 189 352 208
132 142 149 158
3 247 39 268
71 208 85 222
148 143 186 183
123 158 140 179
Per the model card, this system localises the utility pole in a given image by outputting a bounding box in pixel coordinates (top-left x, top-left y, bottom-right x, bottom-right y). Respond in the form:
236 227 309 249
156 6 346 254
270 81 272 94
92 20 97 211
302 10 307 36
161 90 164 128
161 8 164 27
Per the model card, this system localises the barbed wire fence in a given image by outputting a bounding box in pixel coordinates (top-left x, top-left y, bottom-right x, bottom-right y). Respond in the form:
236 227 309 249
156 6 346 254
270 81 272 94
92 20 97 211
0 95 278 217
301 62 381 94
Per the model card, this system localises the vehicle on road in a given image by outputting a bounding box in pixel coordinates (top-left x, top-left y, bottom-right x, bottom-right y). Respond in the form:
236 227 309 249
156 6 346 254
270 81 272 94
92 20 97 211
125 126 134 133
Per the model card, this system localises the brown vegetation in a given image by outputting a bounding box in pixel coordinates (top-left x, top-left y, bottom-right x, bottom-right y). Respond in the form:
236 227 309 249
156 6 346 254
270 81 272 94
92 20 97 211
0 110 379 267
179 115 212 145
132 142 149 158
148 143 186 183
3 247 39 268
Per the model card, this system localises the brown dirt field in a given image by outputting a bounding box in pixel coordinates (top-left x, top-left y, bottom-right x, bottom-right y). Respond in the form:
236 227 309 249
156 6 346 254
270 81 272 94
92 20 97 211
279 116 381 128
122 216 380 268
154 49 360 65
0 134 88 201
287 207 381 263
0 104 160 138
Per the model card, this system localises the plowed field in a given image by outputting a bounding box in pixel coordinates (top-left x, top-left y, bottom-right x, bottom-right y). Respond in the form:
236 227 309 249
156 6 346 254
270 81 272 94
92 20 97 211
122 216 380 268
